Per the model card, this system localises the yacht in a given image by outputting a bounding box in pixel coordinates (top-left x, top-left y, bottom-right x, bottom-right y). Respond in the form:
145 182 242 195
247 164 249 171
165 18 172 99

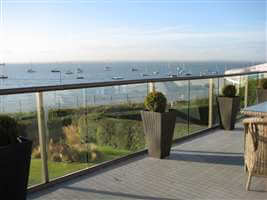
51 69 60 73
0 75 8 79
169 74 177 78
104 66 111 71
112 76 124 80
0 62 8 78
141 73 150 77
77 68 83 73
131 68 138 72
65 70 74 75
27 69 36 73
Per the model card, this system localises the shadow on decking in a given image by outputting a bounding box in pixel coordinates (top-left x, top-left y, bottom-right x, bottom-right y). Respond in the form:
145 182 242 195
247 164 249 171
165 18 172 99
60 186 181 200
29 184 181 200
168 150 244 166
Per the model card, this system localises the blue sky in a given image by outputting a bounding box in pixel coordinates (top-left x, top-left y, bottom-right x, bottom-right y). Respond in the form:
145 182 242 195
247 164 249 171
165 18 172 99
0 0 266 63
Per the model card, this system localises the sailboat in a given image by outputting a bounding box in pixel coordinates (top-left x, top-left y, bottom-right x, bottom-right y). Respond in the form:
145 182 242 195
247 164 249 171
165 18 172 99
77 68 83 73
0 62 8 79
104 66 111 71
65 70 74 75
51 69 60 73
27 69 36 73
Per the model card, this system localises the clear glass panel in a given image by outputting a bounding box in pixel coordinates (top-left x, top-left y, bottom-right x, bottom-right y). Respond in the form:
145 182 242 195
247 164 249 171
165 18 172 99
155 81 189 139
0 93 41 187
188 79 209 134
213 77 220 126
247 74 258 106
43 83 147 180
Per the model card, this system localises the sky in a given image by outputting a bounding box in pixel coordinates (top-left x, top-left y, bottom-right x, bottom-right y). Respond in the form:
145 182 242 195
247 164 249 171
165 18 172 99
0 0 266 63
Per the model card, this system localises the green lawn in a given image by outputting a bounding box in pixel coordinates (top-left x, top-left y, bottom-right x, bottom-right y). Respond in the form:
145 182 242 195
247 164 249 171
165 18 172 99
28 147 132 186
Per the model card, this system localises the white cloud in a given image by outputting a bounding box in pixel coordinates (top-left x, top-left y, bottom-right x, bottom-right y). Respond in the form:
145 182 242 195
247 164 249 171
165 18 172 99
0 25 266 62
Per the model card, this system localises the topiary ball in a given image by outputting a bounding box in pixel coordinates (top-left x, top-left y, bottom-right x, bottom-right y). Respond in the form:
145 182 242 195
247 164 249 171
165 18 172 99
259 78 267 89
144 91 167 113
222 85 237 97
0 115 19 146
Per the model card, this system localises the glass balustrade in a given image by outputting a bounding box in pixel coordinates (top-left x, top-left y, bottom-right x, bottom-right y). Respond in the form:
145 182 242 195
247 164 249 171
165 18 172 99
0 71 264 188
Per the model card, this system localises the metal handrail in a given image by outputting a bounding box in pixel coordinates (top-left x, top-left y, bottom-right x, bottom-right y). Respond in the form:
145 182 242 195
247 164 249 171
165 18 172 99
0 71 265 96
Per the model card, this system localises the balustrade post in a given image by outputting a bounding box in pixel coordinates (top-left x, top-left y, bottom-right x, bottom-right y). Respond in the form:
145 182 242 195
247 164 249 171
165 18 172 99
244 76 248 108
148 82 156 93
36 92 49 183
208 78 214 128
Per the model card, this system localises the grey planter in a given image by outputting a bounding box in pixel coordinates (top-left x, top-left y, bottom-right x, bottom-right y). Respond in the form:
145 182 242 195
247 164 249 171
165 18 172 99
257 89 267 103
141 110 176 159
217 96 240 130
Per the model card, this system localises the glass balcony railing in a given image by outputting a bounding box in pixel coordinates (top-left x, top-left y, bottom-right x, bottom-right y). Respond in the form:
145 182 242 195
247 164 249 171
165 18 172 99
0 71 265 188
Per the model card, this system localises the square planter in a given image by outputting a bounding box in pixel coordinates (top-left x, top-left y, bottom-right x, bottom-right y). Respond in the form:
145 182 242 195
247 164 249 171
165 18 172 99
217 96 240 130
141 110 176 159
0 137 32 200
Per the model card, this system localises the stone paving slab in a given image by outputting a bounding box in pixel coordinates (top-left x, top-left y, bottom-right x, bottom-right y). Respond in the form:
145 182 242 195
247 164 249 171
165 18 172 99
28 123 267 200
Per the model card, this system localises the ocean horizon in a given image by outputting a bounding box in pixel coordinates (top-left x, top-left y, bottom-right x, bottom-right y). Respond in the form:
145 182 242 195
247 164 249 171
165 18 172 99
0 61 260 89
0 61 262 113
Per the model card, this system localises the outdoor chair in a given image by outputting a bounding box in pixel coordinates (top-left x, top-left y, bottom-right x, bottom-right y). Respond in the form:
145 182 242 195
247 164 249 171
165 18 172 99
243 118 267 191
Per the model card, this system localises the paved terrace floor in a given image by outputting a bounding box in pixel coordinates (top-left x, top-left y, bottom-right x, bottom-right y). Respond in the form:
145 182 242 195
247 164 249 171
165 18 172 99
28 122 267 200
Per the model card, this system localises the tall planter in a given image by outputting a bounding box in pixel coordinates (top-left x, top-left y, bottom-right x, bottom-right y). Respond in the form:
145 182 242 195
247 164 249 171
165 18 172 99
141 110 176 159
217 96 240 130
0 137 32 200
257 89 267 103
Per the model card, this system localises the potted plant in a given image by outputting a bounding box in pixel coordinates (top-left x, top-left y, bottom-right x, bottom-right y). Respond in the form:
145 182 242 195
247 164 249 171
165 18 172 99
217 85 240 130
141 91 176 159
0 115 32 200
257 78 267 103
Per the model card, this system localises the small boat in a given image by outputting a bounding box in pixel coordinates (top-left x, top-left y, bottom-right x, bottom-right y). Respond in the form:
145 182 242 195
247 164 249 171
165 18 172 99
77 68 83 73
27 69 36 73
141 73 150 77
153 71 159 75
0 75 8 79
169 74 177 78
51 69 60 73
65 70 74 75
104 66 111 71
0 63 5 66
185 72 192 76
131 68 138 72
112 76 124 80
77 76 84 79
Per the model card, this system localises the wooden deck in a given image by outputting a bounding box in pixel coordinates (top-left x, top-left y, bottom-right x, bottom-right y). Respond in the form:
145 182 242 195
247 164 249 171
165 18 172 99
28 122 267 200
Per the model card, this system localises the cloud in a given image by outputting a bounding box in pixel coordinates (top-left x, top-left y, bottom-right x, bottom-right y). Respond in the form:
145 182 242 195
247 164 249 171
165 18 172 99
1 25 266 62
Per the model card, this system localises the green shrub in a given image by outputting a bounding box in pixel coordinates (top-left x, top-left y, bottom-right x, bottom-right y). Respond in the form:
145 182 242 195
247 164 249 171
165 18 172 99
0 115 19 146
62 116 73 126
48 108 75 119
222 85 237 97
51 153 62 162
78 115 98 143
32 147 41 159
144 91 167 113
95 118 145 151
259 78 267 89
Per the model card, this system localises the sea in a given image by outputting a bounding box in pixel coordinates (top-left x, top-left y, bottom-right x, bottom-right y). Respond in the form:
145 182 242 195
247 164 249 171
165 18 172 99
0 61 260 113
